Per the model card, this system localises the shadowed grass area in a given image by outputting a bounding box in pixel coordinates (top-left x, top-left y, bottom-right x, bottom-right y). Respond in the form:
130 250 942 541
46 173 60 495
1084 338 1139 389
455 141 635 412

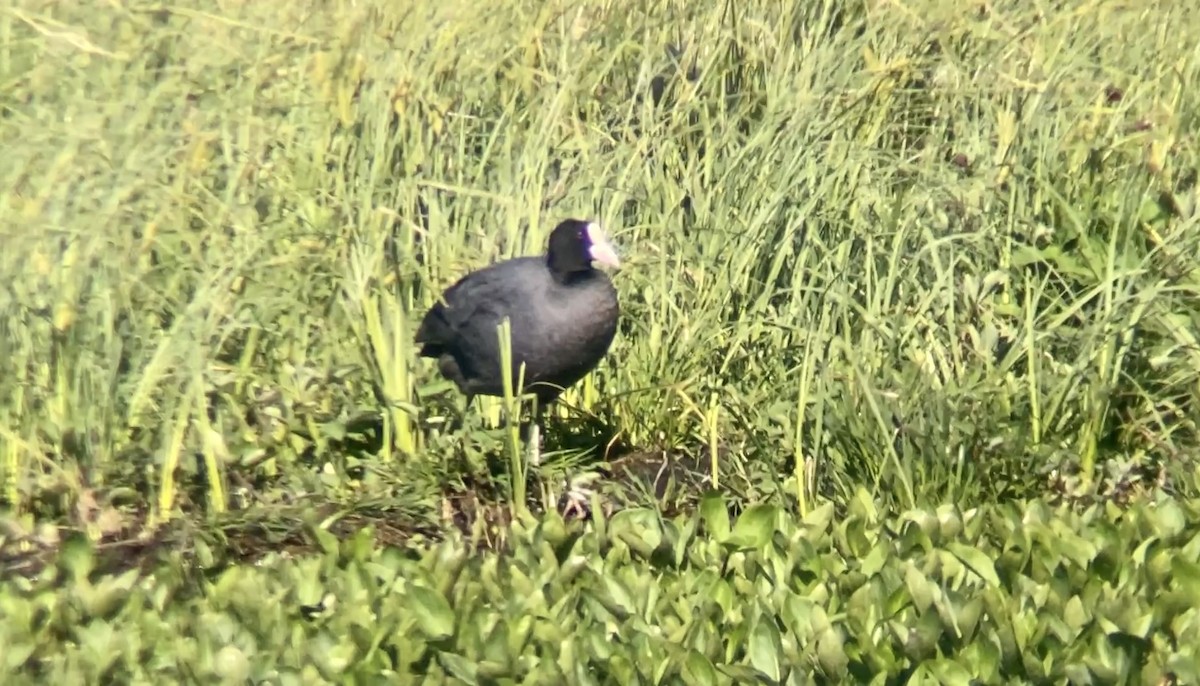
2 0 1199 572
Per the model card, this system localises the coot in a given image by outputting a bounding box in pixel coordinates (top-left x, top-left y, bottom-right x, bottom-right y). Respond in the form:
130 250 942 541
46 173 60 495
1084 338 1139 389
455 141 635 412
416 218 621 462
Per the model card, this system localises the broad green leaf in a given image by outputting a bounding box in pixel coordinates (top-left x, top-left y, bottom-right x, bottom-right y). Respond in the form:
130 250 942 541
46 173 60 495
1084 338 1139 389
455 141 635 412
945 542 1001 587
926 657 973 685
860 541 888 577
729 504 777 550
699 491 731 542
213 645 250 682
1150 499 1187 539
59 532 95 582
934 504 964 540
955 596 985 641
815 627 848 675
683 649 719 686
959 637 1001 679
407 584 455 641
717 664 768 681
1170 557 1200 604
596 574 636 620
903 610 944 662
1063 595 1089 631
613 509 664 560
847 488 878 523
438 652 479 682
748 614 784 682
802 502 835 535
903 563 935 612
1049 525 1099 568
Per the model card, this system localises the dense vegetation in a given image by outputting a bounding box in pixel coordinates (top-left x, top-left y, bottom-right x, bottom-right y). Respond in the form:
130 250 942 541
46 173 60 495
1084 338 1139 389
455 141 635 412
2 0 1198 681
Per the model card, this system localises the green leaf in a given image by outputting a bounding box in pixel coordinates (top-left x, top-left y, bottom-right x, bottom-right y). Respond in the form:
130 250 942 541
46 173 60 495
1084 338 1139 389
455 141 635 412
612 508 664 560
683 650 719 686
1064 595 1090 631
1149 499 1187 539
596 574 636 620
802 502 835 535
717 664 768 681
903 610 944 662
407 584 455 641
926 657 974 685
213 645 250 683
1170 557 1200 604
748 614 784 682
860 541 889 577
847 487 879 523
699 491 731 542
815 627 848 675
945 542 1001 587
728 504 777 550
1050 526 1099 569
955 596 985 641
959 637 1001 679
59 531 95 582
437 652 479 681
903 563 935 612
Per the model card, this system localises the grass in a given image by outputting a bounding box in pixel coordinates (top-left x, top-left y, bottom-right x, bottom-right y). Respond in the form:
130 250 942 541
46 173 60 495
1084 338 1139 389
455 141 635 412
2 0 1200 571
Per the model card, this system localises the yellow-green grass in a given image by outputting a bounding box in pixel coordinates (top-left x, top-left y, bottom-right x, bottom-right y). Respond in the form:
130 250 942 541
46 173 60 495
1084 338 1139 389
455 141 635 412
2 0 1198 553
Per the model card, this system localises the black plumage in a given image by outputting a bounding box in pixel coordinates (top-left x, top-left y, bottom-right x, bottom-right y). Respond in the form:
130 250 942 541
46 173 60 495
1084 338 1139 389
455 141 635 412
416 219 621 432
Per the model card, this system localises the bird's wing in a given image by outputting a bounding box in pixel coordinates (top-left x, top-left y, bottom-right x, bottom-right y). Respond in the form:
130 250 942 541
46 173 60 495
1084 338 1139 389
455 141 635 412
415 263 525 349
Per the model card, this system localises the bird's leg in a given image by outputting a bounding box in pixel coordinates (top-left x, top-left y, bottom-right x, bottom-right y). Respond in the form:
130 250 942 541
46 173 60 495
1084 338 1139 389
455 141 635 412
527 398 545 468
528 423 541 468
450 393 474 434
561 472 603 520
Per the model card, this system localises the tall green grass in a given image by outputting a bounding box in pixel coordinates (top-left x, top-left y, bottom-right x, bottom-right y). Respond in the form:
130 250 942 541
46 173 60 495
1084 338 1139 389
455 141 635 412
2 0 1198 538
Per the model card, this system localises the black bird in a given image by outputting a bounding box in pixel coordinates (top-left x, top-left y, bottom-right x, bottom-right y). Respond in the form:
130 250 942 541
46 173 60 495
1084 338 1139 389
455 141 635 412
415 218 621 465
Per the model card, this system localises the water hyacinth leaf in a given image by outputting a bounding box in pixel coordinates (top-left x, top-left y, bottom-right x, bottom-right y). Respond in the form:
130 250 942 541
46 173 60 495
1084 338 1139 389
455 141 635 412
945 542 1001 587
960 639 1001 680
935 504 964 540
898 518 934 555
903 610 945 662
1165 647 1200 685
728 504 777 550
903 563 936 613
478 660 514 680
717 664 769 682
310 524 341 557
3 640 36 672
1171 557 1200 604
437 652 479 682
748 614 784 682
213 645 251 683
802 502 835 535
699 492 731 542
59 532 96 582
1083 629 1128 682
596 575 636 620
482 621 511 667
815 627 849 675
848 488 879 523
1052 527 1099 568
407 585 455 641
612 509 664 560
954 596 985 641
682 649 719 686
925 657 974 684
674 515 699 566
74 619 119 675
1149 499 1187 539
